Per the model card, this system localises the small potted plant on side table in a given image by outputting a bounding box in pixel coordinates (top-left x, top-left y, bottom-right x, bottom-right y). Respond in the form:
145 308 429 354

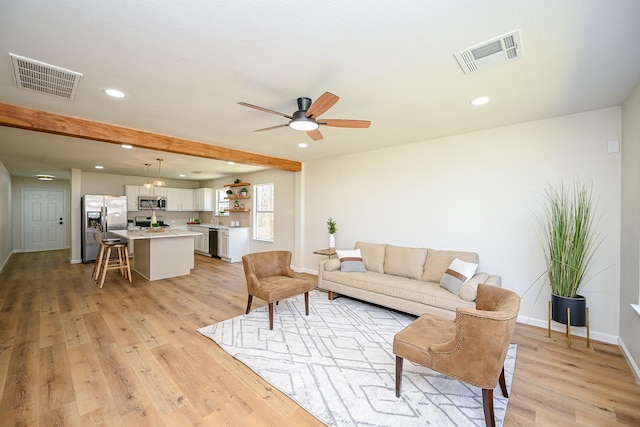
327 217 337 249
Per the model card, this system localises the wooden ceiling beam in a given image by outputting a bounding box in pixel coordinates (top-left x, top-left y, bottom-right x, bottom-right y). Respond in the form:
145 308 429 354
0 102 302 172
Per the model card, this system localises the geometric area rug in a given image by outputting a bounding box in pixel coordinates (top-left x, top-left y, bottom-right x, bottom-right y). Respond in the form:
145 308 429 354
198 290 517 427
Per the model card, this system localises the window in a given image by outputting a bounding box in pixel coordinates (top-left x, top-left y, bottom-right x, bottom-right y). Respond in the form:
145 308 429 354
254 183 274 241
215 188 229 215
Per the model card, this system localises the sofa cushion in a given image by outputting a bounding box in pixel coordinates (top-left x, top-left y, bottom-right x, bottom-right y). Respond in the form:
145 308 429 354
422 249 479 283
322 269 476 312
383 245 427 280
354 242 387 273
336 249 367 272
459 272 490 302
439 258 478 294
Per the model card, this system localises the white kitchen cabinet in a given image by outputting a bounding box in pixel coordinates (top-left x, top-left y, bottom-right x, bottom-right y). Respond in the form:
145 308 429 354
167 188 195 211
218 227 249 262
188 225 209 255
125 185 140 211
194 188 214 211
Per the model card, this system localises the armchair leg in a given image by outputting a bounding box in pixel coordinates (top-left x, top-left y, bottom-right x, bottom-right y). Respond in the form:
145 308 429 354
245 295 253 315
498 367 508 398
268 303 274 330
304 292 309 315
482 388 496 427
395 356 403 398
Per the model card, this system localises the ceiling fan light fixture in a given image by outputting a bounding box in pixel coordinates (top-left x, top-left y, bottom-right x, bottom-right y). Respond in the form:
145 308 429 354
289 111 319 131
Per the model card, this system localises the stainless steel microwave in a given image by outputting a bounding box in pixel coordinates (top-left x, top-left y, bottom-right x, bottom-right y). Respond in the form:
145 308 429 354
138 196 166 210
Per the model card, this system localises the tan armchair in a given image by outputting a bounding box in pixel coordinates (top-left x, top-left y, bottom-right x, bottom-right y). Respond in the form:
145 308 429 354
393 284 520 427
242 251 316 330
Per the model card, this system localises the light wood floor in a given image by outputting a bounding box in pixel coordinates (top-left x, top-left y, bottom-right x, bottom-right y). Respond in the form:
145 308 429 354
1 250 639 426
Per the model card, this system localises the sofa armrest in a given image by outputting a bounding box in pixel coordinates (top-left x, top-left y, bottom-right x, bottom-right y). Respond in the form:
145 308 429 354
319 258 341 273
485 275 502 287
458 272 502 302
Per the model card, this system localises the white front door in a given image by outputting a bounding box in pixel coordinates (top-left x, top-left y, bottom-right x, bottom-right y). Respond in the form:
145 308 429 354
23 189 65 252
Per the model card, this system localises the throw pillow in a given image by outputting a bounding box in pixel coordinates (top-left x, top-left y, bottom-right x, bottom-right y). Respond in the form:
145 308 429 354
336 249 367 272
440 258 478 295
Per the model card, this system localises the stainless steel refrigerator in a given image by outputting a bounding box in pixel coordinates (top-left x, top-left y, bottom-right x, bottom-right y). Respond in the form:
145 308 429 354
81 195 128 263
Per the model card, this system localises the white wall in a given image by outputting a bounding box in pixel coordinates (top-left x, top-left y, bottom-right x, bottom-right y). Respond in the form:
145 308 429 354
620 81 640 378
0 161 12 271
302 107 622 343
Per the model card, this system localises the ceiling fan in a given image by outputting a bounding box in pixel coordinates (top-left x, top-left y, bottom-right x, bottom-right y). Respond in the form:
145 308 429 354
238 92 371 141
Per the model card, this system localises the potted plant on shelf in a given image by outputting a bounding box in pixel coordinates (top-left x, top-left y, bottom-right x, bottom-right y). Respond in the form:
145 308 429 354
240 187 248 196
226 189 233 197
327 217 337 249
536 179 600 326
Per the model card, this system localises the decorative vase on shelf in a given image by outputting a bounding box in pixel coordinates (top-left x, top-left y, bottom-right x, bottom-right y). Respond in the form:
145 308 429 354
329 234 336 249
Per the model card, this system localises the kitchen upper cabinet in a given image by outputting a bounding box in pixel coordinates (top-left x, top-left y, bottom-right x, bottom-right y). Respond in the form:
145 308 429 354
167 188 195 211
194 188 214 211
125 185 141 211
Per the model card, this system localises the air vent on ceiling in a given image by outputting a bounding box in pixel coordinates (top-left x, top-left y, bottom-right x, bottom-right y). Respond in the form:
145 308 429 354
454 30 522 74
9 53 83 100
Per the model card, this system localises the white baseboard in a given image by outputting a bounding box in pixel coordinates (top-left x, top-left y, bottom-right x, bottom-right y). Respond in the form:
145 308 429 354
295 267 319 275
517 314 618 345
618 338 640 384
70 258 83 264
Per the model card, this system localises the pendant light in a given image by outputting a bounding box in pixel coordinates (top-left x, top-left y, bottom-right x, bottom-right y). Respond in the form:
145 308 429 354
142 163 154 189
153 158 166 187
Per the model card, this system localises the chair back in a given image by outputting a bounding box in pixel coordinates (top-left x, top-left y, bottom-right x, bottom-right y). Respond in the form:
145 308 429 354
242 251 294 291
92 222 104 244
430 284 520 389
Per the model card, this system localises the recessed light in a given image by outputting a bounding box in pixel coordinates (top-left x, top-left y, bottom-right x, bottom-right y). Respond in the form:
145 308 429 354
179 174 186 177
36 174 54 181
227 161 235 165
104 88 125 98
121 144 133 149
470 96 490 106
298 142 308 148
94 165 104 169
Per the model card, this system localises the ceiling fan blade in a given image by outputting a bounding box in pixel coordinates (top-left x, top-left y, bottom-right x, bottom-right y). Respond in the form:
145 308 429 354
320 119 371 128
307 129 323 141
238 102 293 119
306 92 339 118
253 124 288 132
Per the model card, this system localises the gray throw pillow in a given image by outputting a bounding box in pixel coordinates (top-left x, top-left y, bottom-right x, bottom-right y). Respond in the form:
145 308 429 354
439 258 478 294
336 249 367 272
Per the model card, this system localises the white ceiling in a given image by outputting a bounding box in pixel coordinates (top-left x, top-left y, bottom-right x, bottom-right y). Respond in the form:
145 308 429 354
1 0 639 181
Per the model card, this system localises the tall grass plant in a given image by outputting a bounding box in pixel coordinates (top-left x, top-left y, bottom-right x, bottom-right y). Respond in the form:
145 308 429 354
537 180 600 298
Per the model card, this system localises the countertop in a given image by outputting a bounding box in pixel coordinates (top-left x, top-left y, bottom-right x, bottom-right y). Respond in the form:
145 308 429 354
110 229 204 240
186 224 249 230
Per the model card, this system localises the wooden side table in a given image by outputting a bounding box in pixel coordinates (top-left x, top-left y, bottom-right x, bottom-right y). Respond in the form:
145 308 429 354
313 248 337 258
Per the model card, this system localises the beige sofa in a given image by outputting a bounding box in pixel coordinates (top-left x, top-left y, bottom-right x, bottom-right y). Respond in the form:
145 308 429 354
317 241 502 320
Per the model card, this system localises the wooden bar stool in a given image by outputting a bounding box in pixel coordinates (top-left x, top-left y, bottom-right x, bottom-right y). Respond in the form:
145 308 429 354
98 241 132 288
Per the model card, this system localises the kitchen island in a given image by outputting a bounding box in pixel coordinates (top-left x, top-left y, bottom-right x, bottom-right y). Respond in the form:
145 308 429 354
109 229 203 281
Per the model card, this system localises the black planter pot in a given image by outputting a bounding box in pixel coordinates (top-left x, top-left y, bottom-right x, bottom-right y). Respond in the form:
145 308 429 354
551 294 587 326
